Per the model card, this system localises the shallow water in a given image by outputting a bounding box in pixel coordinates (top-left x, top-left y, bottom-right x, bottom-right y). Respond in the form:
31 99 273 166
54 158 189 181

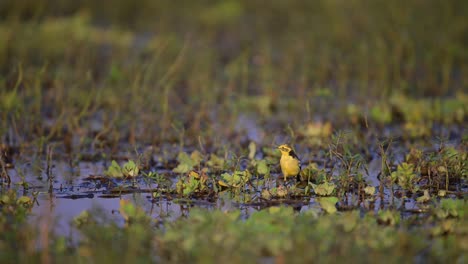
2 127 466 235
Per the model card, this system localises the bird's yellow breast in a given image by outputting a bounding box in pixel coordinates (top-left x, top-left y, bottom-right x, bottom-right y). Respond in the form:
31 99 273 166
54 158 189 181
280 155 300 177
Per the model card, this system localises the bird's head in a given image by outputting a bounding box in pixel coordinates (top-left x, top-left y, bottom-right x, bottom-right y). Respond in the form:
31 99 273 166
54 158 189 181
277 144 292 154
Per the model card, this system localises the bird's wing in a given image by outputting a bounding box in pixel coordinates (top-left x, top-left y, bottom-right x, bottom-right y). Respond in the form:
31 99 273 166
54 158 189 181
288 149 300 160
288 150 301 170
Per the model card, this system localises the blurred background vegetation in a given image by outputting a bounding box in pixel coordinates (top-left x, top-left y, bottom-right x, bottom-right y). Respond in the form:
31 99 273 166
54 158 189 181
0 0 467 146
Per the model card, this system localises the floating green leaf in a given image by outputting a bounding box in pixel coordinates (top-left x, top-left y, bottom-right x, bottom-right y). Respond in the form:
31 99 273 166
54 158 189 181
206 154 225 170
318 196 338 214
105 160 124 178
311 181 336 196
122 160 139 177
256 159 269 176
173 151 203 174
218 170 251 188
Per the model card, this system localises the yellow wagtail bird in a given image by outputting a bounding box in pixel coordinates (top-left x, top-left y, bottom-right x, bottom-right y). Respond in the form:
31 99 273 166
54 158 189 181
277 144 301 182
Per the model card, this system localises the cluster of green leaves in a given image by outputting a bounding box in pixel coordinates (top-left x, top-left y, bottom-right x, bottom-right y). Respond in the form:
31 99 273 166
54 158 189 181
0 190 35 261
218 170 251 189
105 160 139 178
391 162 419 192
353 92 467 130
1 188 467 263
176 171 209 197
154 203 467 263
405 145 467 190
173 151 203 174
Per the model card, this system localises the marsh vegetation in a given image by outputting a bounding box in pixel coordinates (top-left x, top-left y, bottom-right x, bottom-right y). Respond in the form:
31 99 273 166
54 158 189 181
0 0 467 263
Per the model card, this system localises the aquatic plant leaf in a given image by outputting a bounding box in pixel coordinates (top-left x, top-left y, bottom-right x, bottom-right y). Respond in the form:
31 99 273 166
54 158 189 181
206 154 225 170
73 210 91 227
261 189 272 200
263 147 281 158
173 151 203 174
276 185 288 198
438 199 465 218
119 199 147 223
364 186 376 195
311 182 336 196
122 160 139 177
338 211 359 232
176 179 184 194
318 197 338 214
416 190 431 203
219 171 250 188
377 210 400 226
302 121 332 138
256 159 269 175
190 150 203 165
391 162 418 192
16 196 32 206
218 180 229 187
183 177 199 196
173 163 192 174
431 219 456 236
189 171 200 179
370 104 392 124
105 160 124 178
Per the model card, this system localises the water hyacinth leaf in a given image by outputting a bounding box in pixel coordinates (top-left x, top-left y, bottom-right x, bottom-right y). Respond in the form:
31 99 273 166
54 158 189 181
318 196 338 214
218 170 250 188
190 150 203 165
256 159 269 175
183 177 199 196
122 160 139 177
173 151 203 174
105 160 124 178
263 146 281 158
311 181 336 196
206 154 225 170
